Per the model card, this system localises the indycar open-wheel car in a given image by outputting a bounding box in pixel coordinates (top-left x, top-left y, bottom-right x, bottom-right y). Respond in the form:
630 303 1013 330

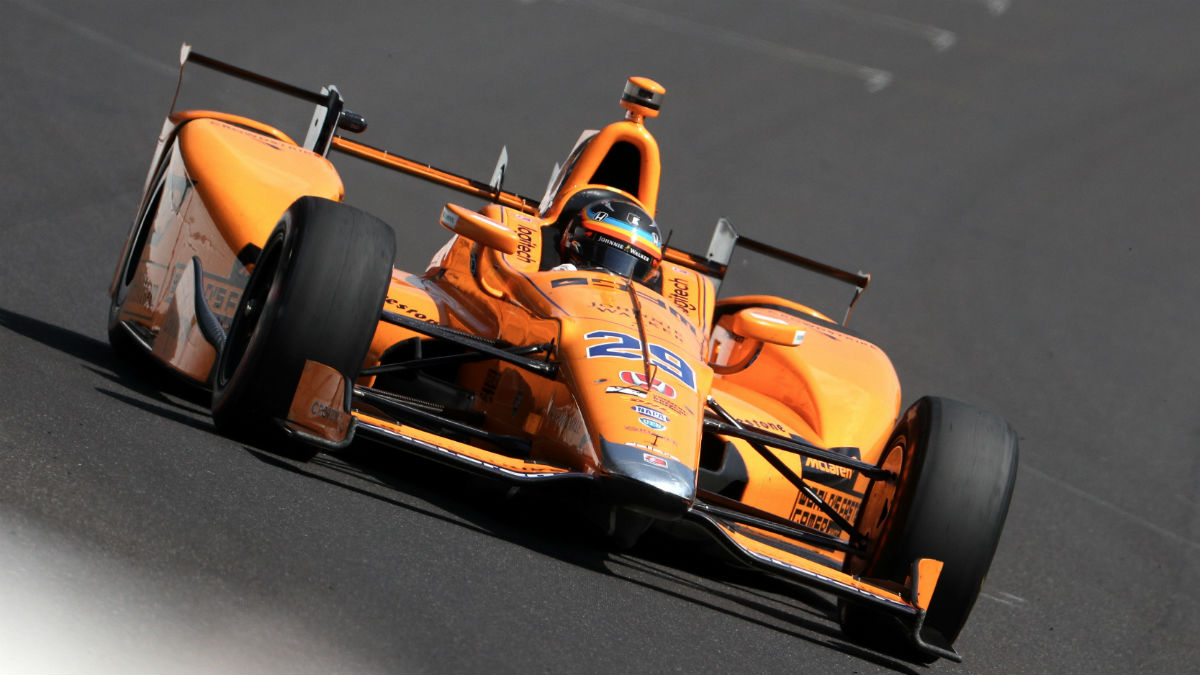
106 45 1019 663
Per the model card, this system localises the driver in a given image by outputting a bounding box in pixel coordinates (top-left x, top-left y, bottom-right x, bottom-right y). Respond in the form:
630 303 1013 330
556 197 663 284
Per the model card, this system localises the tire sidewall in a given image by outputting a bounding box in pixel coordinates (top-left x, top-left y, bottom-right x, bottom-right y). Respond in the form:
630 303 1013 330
210 196 395 442
211 215 293 428
843 395 1019 648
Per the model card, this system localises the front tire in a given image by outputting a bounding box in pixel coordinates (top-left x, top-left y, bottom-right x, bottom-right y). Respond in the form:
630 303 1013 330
840 396 1019 660
211 196 395 456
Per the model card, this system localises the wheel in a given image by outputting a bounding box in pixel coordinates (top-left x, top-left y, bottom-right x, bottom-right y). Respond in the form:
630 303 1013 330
211 196 395 457
840 396 1019 660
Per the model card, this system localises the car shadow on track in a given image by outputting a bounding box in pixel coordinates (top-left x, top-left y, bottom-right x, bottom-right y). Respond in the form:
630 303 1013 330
243 437 922 674
0 305 211 411
0 306 920 672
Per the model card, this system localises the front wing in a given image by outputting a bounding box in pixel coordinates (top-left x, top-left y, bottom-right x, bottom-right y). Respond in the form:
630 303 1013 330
282 360 959 662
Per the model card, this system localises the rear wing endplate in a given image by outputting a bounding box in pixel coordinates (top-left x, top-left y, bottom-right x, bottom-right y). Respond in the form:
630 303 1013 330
663 217 871 325
173 43 365 157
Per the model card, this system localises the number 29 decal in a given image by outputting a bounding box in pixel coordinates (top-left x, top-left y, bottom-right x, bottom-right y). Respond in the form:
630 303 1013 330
583 330 696 390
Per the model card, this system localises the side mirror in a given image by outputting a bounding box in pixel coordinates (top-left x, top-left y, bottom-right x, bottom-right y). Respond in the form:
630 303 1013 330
708 307 807 375
439 203 518 254
728 307 808 347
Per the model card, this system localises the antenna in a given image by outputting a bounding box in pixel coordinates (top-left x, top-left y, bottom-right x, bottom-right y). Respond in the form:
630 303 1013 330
620 77 666 124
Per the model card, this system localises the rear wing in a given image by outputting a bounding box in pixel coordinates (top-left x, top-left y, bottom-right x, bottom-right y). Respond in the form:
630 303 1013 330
172 44 540 213
172 45 866 320
174 44 364 156
663 218 871 325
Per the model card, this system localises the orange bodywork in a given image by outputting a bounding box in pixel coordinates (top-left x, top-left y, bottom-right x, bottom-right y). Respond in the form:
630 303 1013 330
112 114 342 381
114 94 900 532
111 68 933 634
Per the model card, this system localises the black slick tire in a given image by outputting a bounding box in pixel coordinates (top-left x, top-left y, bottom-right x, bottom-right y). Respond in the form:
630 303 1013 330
211 196 395 458
840 396 1019 661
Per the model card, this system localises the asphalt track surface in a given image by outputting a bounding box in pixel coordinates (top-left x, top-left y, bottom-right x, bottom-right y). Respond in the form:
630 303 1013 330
2 1 1198 673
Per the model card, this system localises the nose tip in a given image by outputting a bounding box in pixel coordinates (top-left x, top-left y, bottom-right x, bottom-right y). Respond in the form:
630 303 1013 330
599 438 695 519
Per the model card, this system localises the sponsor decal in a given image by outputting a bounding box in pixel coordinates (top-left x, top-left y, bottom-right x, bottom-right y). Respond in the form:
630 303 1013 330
649 394 693 417
632 405 668 423
513 223 537 265
605 385 647 398
644 314 686 344
545 278 698 337
633 287 697 335
591 301 633 317
626 441 655 452
638 416 666 431
622 425 678 446
311 401 342 422
642 452 668 469
792 486 861 536
596 235 651 262
738 418 788 434
584 331 696 390
480 368 501 403
624 441 678 461
545 401 587 446
802 320 882 352
384 298 436 323
588 276 627 291
804 457 856 480
162 259 250 327
202 280 241 318
165 171 191 215
669 276 695 313
619 370 676 398
510 387 523 417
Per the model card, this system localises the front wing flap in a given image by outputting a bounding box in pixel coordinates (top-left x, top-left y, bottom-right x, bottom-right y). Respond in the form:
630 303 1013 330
685 509 960 662
287 360 956 660
354 411 582 483
349 403 957 660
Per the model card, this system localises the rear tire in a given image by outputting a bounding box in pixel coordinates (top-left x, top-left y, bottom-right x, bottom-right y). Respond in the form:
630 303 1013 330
840 396 1019 660
211 196 395 458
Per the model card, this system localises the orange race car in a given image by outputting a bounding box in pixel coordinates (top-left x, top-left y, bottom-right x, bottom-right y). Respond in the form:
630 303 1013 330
108 45 1018 663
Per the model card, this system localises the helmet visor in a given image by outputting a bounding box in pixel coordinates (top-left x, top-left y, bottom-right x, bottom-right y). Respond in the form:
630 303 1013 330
576 234 658 282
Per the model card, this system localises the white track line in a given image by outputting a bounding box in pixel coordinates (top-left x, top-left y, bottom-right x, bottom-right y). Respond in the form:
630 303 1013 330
775 0 957 52
980 591 1028 607
542 0 893 92
11 0 176 77
1024 463 1200 552
980 0 1012 15
941 0 1012 16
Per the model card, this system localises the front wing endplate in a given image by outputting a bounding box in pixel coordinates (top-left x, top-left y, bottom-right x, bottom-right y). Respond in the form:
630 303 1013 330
346 407 958 660
686 509 962 662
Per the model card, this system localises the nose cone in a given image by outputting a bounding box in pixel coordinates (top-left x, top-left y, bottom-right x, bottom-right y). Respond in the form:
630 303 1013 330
599 437 695 519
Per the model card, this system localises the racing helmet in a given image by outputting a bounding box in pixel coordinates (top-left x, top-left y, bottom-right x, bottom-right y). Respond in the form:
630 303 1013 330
561 198 662 283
